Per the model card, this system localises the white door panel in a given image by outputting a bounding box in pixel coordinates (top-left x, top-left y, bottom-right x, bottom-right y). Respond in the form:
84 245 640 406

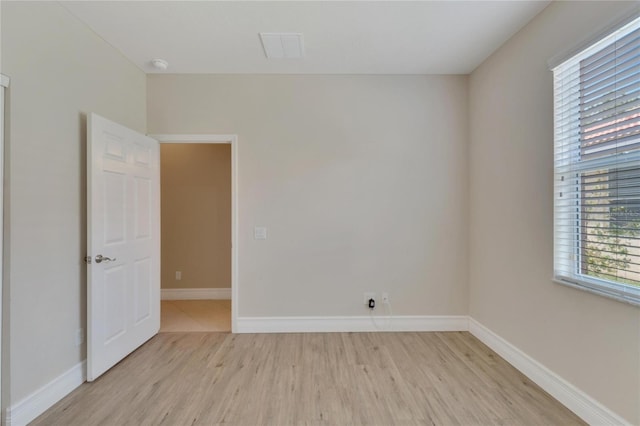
87 113 160 381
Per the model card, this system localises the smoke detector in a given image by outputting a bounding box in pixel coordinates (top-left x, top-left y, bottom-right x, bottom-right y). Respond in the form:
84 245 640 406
150 59 169 70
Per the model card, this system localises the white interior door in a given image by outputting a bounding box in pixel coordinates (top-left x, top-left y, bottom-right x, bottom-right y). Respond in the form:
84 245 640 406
87 113 160 381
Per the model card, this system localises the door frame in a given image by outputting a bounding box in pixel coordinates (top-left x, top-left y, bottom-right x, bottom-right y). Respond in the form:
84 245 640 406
1 73 10 415
151 134 239 333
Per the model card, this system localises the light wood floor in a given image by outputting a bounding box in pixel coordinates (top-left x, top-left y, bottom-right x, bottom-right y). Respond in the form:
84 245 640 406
161 300 231 332
33 332 583 426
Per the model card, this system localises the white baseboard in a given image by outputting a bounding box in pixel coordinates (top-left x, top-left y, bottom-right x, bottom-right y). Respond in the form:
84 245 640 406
468 318 630 426
236 315 469 333
161 287 231 300
6 360 86 426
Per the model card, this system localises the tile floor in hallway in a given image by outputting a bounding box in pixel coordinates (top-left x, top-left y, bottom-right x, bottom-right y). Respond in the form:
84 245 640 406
160 299 231 332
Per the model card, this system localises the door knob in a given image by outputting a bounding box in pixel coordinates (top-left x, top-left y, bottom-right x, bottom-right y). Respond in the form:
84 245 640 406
95 254 116 264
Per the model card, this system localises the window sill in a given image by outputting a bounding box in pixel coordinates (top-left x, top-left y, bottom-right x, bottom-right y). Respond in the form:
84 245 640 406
553 278 640 307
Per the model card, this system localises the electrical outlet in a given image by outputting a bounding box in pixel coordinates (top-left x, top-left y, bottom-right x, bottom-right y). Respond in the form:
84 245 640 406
175 271 182 280
363 292 376 305
382 292 390 304
75 328 84 346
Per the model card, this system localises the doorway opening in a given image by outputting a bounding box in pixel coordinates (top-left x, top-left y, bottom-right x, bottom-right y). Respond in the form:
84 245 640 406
153 135 238 333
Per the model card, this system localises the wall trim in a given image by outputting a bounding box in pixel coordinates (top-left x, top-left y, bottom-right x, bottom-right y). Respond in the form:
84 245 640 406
0 73 6 418
150 134 236 143
468 318 630 426
161 287 231 300
236 315 469 333
6 361 86 426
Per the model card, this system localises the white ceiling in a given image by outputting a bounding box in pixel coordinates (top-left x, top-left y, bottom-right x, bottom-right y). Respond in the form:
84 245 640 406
60 1 551 75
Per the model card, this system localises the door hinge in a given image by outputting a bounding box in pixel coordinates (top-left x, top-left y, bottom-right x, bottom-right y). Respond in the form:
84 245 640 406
84 256 92 264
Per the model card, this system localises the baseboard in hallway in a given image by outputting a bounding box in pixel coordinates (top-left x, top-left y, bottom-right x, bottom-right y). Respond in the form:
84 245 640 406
160 299 231 332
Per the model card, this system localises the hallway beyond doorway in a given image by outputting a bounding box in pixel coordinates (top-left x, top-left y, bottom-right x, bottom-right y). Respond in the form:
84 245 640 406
160 300 231 332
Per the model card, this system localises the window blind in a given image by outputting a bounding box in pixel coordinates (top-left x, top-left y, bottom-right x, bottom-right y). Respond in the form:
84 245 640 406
554 16 640 305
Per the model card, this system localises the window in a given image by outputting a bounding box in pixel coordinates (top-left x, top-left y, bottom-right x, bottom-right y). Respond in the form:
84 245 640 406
554 16 640 305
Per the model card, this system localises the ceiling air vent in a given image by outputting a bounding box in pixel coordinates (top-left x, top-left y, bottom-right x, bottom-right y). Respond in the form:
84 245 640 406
259 33 305 59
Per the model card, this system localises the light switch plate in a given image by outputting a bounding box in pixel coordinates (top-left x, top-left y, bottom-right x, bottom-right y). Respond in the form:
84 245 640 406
254 226 267 240
75 328 84 346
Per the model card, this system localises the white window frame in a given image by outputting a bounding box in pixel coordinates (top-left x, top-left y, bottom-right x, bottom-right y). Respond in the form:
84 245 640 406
553 16 640 307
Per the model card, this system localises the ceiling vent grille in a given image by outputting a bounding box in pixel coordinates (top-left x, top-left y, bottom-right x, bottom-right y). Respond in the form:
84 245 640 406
259 33 305 59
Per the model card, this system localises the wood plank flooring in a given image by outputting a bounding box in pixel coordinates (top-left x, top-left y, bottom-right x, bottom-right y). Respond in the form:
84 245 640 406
32 332 584 426
161 300 231 332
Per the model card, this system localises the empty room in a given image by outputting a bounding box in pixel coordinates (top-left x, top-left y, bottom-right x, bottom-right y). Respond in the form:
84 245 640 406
1 1 639 425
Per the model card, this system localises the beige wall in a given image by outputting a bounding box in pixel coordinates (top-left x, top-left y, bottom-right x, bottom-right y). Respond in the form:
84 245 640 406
469 1 640 423
1 1 146 405
148 74 469 317
161 144 231 289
